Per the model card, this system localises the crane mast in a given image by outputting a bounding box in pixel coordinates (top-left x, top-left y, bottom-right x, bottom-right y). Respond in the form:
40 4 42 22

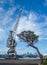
6 9 23 59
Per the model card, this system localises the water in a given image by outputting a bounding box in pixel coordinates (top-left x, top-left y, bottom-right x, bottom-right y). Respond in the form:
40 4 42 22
0 58 5 60
19 57 40 60
0 57 40 60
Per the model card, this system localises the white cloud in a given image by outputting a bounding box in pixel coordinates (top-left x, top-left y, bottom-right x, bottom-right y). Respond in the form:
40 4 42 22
44 0 47 6
43 53 47 56
0 28 6 41
0 5 47 41
9 0 15 6
0 47 8 54
0 0 16 7
0 7 5 18
0 0 5 4
0 47 8 52
12 12 47 41
0 7 16 25
0 7 3 11
16 13 38 34
0 0 11 4
0 7 21 42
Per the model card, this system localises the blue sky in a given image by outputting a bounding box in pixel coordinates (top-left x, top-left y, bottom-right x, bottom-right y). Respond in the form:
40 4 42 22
0 0 47 55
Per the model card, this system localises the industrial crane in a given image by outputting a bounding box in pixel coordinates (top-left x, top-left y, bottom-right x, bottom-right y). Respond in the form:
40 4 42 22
6 9 23 59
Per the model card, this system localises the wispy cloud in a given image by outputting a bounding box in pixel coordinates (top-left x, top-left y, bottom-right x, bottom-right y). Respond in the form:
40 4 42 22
0 7 17 43
0 7 16 25
0 28 6 41
0 0 47 43
0 47 9 54
44 0 47 6
0 0 16 8
13 12 47 41
0 0 47 55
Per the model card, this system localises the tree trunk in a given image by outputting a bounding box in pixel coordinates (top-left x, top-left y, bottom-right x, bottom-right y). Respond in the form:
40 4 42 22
29 43 43 64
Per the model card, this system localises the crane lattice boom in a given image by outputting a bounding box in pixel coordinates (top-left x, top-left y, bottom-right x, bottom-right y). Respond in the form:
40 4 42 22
13 9 23 34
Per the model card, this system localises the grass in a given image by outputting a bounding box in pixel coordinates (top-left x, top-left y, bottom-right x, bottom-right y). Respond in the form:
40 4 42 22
42 59 47 65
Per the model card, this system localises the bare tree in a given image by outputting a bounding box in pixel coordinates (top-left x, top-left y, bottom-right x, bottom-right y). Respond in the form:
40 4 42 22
17 31 43 64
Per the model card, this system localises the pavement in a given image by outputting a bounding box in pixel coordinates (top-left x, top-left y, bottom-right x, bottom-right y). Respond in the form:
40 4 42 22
0 59 41 65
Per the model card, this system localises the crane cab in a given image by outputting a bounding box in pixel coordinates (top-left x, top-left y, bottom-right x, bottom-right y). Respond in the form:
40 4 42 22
7 31 16 48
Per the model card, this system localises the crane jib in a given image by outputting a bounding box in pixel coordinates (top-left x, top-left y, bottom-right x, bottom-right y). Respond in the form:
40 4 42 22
13 9 23 34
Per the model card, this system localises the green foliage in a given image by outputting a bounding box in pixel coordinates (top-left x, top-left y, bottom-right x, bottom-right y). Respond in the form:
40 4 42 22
42 59 47 65
17 30 43 64
17 30 39 45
